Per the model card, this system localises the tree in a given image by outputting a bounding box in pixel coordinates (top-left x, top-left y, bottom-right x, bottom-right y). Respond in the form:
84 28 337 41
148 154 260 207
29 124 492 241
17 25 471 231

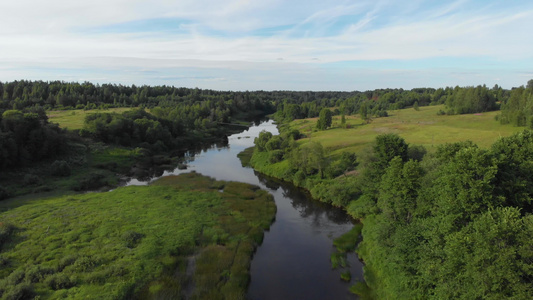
340 114 346 128
316 108 332 130
360 101 372 124
254 130 273 152
373 133 408 169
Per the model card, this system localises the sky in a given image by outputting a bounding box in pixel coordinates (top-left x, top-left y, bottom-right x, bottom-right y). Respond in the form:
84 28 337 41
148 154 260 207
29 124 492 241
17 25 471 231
1 0 532 91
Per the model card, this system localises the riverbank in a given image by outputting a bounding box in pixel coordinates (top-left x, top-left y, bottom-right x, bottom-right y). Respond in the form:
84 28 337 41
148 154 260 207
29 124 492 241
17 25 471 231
0 172 276 299
243 108 533 299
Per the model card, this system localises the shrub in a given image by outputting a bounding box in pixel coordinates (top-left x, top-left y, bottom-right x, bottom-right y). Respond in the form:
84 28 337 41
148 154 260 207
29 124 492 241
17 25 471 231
4 269 26 286
57 255 77 271
2 284 35 300
46 273 76 290
0 186 9 200
73 172 107 191
50 160 71 177
268 150 284 164
23 174 42 186
25 265 55 283
72 256 98 272
0 222 15 249
121 231 144 248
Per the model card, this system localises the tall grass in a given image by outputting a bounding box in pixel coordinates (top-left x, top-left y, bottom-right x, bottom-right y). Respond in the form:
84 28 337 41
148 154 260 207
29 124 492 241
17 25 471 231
0 172 275 299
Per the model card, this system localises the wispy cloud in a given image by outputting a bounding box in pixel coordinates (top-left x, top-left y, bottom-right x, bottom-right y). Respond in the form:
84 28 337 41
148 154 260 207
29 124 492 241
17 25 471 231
0 0 532 90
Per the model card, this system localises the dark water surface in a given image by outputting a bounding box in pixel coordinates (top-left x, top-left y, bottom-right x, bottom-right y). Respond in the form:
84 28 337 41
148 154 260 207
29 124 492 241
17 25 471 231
127 120 363 299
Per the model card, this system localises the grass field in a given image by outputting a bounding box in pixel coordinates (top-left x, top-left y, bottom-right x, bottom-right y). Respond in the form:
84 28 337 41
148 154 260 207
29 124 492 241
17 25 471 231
0 172 275 299
47 108 132 130
290 105 524 155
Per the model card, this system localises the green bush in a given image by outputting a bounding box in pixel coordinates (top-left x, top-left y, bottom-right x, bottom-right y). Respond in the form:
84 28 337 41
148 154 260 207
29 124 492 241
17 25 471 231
0 186 9 200
2 284 35 300
25 265 55 283
23 174 42 186
268 150 284 164
72 256 98 272
46 273 76 290
50 160 71 177
122 231 144 248
73 172 107 191
0 222 15 249
57 255 77 271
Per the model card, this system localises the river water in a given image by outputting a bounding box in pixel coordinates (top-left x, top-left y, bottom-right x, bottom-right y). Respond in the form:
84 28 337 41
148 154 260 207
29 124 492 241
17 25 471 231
127 120 363 299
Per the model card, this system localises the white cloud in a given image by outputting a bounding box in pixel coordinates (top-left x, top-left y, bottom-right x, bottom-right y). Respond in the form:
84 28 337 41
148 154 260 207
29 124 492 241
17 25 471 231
1 0 532 89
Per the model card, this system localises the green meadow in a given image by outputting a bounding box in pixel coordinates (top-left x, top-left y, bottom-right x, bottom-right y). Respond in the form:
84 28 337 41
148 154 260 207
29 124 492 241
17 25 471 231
47 108 132 130
0 172 276 299
290 105 523 155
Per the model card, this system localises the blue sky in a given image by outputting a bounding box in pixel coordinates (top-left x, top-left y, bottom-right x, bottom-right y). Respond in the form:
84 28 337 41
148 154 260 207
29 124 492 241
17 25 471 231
1 0 532 90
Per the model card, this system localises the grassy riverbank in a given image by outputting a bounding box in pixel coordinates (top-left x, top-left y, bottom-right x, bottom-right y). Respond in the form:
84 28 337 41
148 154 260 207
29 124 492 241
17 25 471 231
0 172 276 299
290 105 522 154
245 106 533 299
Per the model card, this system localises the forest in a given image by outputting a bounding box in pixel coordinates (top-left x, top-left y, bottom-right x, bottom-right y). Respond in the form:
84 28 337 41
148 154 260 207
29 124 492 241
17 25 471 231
1 79 533 299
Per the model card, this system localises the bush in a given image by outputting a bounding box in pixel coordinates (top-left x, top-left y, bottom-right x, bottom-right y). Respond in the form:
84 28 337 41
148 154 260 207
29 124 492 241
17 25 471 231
407 145 427 162
50 160 71 177
0 222 15 249
121 231 144 248
46 273 76 290
72 256 98 272
57 255 77 271
23 174 42 186
268 150 284 164
347 195 378 219
0 186 9 200
25 265 55 283
2 284 35 300
4 269 25 286
73 172 107 191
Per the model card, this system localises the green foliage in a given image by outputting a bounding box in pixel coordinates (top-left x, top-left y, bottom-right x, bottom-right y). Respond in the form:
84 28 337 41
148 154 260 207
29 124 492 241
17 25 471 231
340 271 351 281
254 130 273 152
445 85 497 114
50 160 71 176
0 186 9 200
0 109 66 171
499 84 533 126
316 108 332 130
347 195 378 220
0 173 275 299
373 133 408 170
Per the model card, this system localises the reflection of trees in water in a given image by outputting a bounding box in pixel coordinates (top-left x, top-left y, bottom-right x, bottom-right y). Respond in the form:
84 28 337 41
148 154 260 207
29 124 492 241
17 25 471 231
184 138 230 160
255 171 281 191
255 172 352 226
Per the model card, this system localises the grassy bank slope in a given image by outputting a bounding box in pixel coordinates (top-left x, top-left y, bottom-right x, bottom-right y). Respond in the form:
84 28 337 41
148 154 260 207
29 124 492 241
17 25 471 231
291 105 522 154
47 108 132 130
0 172 275 299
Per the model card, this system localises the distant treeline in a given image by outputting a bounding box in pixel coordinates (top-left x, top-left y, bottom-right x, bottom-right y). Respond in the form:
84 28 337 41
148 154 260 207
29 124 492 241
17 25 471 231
275 84 512 122
499 80 533 127
0 79 530 172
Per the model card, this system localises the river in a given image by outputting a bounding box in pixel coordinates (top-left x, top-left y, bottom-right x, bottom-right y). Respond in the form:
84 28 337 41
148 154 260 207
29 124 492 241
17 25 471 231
127 120 364 299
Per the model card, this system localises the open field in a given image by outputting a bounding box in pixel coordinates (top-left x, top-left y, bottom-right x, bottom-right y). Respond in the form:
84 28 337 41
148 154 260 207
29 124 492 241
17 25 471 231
0 172 275 299
47 108 133 130
290 105 524 155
